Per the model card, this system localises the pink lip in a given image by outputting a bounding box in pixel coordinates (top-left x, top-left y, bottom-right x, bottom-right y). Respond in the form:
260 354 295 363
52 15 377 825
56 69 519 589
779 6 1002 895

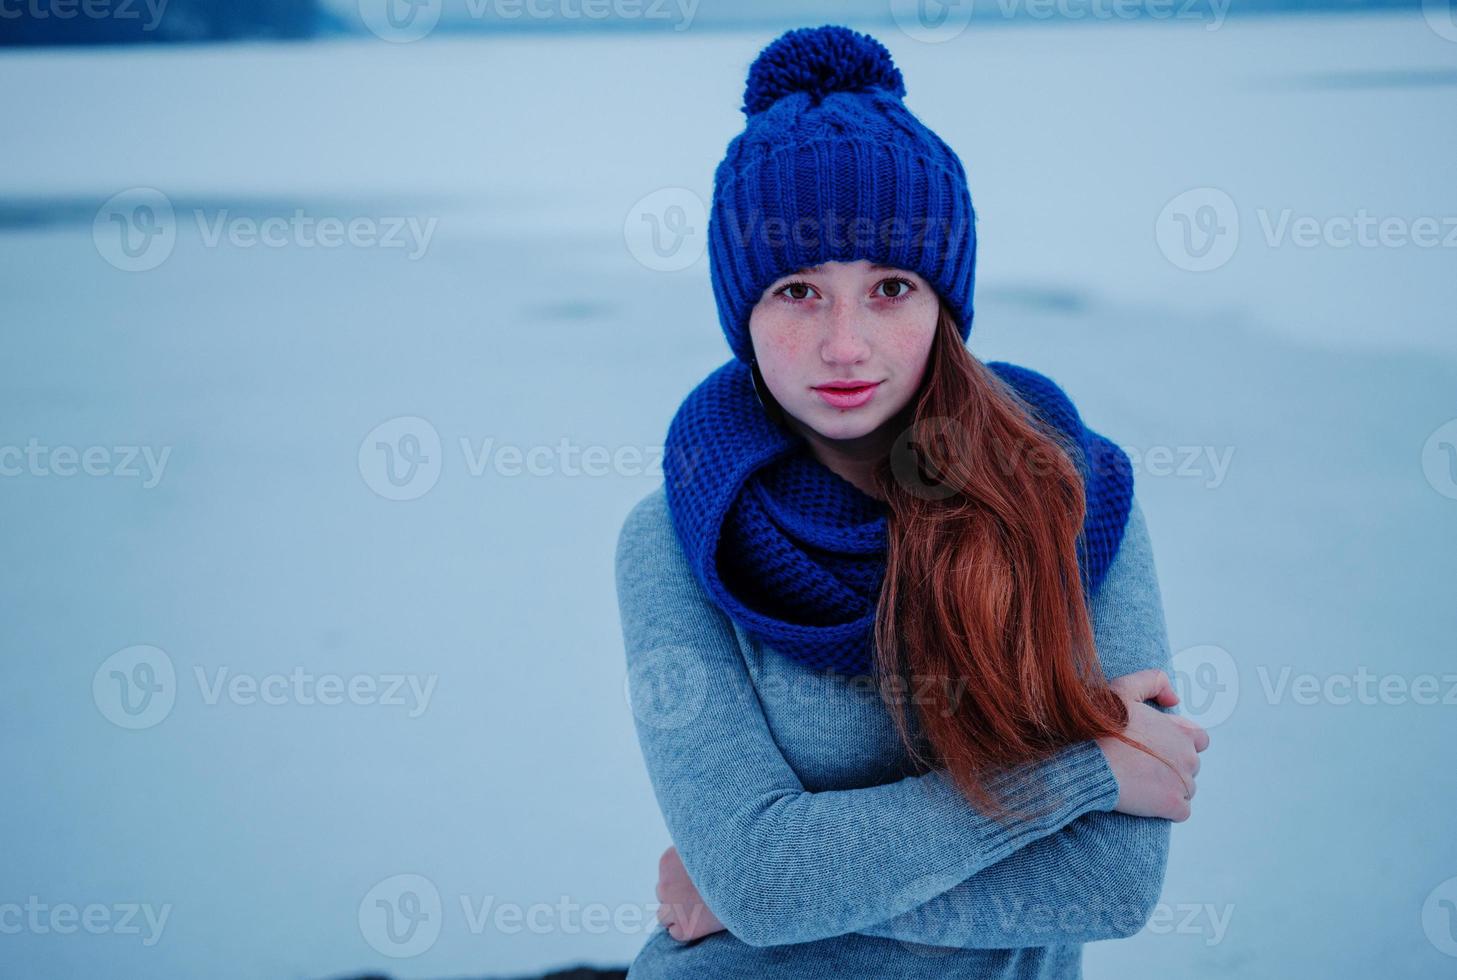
813 380 881 409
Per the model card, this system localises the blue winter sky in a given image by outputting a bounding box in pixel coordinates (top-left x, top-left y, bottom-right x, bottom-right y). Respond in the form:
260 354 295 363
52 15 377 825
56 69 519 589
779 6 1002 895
2 3 1456 978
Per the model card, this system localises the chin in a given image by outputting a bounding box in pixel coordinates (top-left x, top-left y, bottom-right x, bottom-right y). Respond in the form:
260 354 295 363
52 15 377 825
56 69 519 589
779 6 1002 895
798 404 889 441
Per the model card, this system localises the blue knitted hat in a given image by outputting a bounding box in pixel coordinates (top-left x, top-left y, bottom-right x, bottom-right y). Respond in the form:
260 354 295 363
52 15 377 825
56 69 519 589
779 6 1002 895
708 24 978 364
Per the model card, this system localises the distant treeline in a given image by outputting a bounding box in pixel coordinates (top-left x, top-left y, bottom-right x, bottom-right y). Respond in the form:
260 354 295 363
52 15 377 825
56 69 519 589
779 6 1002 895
0 0 328 45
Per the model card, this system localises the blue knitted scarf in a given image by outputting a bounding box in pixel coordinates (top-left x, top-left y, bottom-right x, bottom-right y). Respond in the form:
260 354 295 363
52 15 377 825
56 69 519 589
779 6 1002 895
661 357 1135 676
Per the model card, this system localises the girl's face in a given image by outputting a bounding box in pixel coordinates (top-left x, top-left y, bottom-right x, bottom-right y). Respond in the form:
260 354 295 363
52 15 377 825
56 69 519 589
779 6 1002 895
747 259 939 444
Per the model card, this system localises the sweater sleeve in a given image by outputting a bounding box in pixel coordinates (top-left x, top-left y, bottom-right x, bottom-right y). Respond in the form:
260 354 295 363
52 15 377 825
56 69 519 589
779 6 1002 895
615 487 1122 949
856 494 1174 948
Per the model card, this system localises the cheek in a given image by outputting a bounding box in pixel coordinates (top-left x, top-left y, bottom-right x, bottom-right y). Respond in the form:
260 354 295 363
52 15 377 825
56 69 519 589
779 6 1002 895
888 325 934 371
752 322 807 376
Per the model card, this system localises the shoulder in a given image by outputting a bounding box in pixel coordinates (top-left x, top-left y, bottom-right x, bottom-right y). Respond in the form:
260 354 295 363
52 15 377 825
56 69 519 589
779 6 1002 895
984 361 1081 434
615 483 703 611
616 483 674 568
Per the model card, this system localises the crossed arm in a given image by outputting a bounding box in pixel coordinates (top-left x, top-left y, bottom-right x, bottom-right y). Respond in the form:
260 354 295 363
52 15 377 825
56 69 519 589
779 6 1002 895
616 488 1172 949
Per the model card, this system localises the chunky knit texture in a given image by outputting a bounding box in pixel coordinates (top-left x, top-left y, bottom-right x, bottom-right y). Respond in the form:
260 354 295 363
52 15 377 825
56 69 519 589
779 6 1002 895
615 485 1174 972
660 356 1136 675
709 25 978 363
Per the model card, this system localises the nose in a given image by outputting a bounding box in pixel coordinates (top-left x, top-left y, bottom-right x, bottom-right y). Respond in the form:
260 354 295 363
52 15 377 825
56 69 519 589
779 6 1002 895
820 300 870 365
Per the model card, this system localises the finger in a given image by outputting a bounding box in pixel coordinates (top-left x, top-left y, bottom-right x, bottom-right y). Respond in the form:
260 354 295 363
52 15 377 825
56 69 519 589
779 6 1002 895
1151 678 1180 707
1114 668 1173 704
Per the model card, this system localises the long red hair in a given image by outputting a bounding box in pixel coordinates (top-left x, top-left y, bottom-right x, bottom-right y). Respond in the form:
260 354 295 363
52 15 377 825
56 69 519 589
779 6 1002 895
854 301 1173 822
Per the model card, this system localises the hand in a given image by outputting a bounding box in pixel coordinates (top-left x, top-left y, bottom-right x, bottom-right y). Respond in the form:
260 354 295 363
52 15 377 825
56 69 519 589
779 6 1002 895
1096 669 1211 822
656 845 728 942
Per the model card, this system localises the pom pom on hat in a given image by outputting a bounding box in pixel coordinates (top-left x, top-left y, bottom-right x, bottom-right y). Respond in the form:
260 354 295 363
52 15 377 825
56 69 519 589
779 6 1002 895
742 24 907 117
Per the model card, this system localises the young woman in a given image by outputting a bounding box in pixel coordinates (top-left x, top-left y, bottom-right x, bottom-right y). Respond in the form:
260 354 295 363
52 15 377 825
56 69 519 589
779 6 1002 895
615 24 1209 979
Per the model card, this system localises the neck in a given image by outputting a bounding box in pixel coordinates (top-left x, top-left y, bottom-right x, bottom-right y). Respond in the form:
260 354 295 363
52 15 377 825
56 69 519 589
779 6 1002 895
786 402 917 503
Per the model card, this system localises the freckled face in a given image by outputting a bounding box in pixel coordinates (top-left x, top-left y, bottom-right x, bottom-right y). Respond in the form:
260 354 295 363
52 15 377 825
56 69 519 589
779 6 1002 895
747 259 939 442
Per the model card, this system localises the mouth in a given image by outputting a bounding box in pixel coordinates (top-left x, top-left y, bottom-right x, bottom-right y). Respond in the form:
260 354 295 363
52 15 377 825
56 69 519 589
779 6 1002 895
812 380 882 409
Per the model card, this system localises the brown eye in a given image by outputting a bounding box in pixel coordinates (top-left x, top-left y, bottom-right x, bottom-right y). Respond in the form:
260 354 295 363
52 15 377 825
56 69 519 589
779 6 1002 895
878 278 913 299
776 281 816 301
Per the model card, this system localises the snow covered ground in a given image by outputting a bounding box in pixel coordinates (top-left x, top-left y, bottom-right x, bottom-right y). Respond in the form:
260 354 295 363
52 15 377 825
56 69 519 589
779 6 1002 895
1 10 1455 978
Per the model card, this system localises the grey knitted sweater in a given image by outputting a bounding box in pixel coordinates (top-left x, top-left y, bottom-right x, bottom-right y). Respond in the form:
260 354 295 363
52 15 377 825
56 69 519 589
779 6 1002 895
615 484 1174 978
